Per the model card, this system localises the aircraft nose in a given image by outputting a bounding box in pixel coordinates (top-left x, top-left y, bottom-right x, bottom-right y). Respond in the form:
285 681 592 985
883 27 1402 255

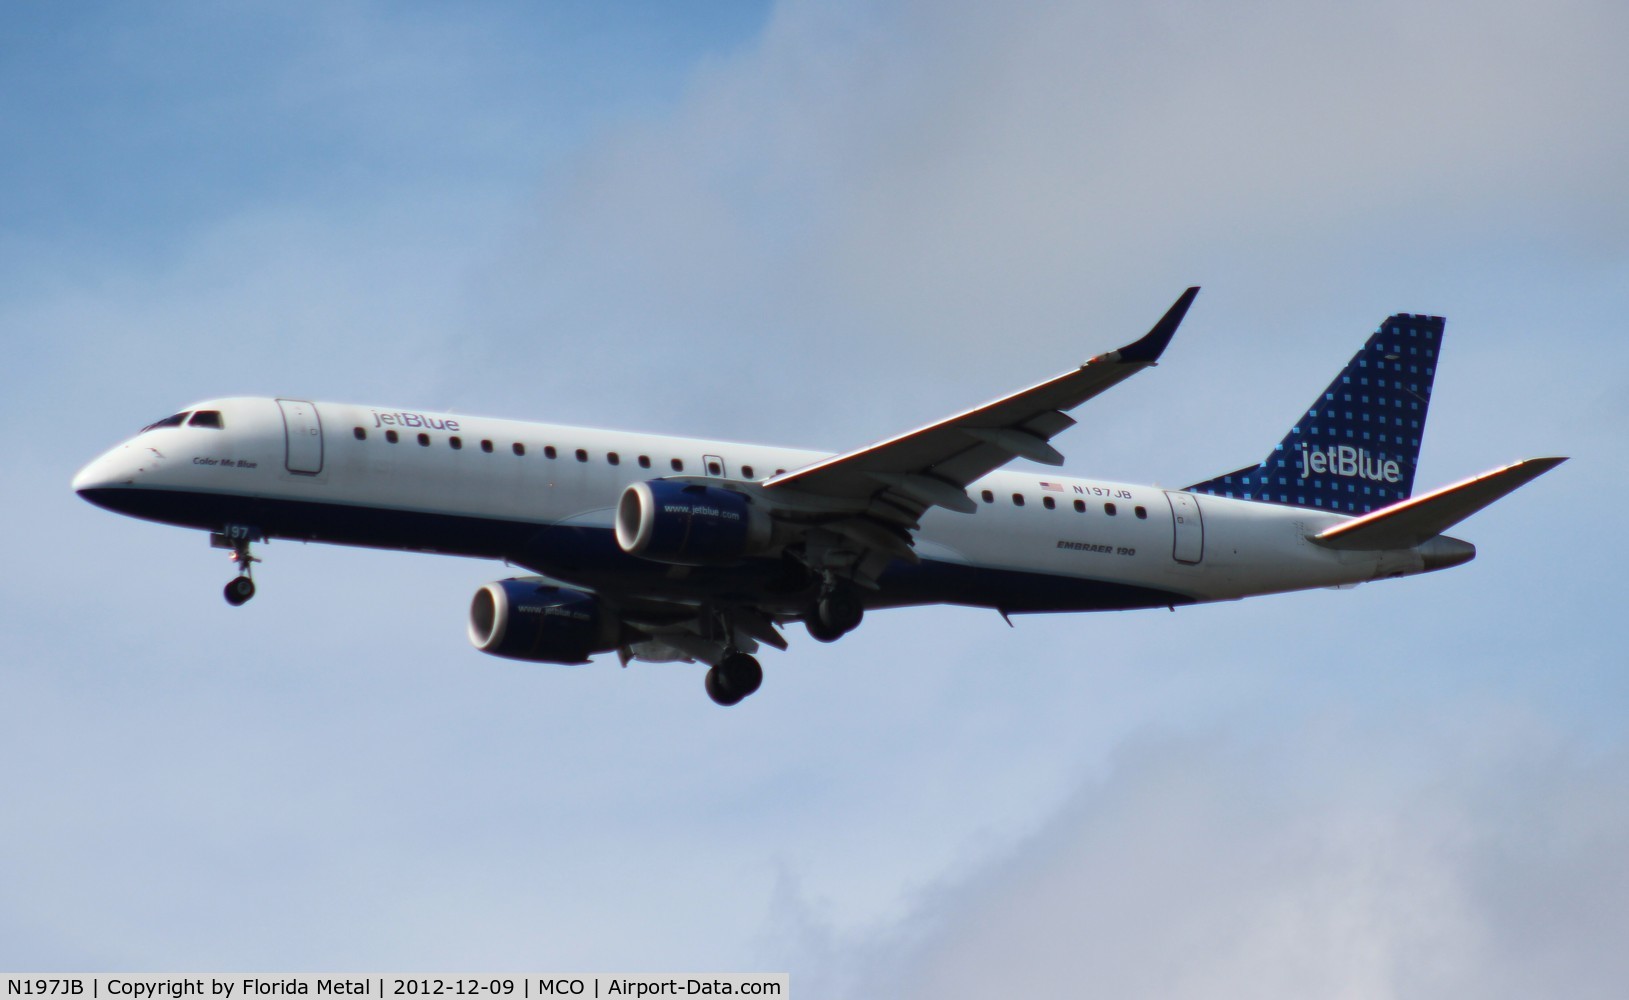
73 452 116 494
73 443 150 497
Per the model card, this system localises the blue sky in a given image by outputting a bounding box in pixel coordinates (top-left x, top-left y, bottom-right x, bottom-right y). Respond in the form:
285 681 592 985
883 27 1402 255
4 1 1627 994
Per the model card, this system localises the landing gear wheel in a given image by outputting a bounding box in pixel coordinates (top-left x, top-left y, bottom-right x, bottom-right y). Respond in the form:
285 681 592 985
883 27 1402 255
705 667 740 706
804 614 844 643
216 526 263 607
224 576 256 606
816 587 864 636
721 652 762 698
705 652 762 706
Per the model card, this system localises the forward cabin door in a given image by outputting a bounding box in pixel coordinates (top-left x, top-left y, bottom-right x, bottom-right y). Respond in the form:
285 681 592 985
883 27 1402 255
277 398 324 475
1165 490 1204 564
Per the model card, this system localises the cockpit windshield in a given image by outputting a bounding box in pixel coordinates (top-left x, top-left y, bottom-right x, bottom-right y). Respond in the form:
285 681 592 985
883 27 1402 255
141 412 190 432
139 409 226 432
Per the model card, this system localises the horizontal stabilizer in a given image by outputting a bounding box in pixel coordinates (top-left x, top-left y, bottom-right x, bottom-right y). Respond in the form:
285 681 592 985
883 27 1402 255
1310 457 1567 550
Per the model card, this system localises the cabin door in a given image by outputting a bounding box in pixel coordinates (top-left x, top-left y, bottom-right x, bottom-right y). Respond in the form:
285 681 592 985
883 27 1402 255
1165 490 1204 564
277 398 324 475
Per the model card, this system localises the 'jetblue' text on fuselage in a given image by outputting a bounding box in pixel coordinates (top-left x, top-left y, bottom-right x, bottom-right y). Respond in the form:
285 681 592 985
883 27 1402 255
371 410 461 432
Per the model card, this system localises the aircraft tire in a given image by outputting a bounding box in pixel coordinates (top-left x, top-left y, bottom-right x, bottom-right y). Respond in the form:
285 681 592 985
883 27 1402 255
720 652 763 698
804 615 844 643
817 589 863 635
225 577 256 606
705 665 745 707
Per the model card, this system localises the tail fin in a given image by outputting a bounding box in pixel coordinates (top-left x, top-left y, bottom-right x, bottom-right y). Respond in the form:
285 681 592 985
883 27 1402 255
1186 313 1445 514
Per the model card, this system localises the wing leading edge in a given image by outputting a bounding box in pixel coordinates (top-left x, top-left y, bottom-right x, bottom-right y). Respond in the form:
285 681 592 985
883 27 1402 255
762 287 1200 521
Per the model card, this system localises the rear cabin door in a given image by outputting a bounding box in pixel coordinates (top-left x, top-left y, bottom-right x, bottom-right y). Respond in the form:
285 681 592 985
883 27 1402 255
277 398 324 475
1165 490 1204 564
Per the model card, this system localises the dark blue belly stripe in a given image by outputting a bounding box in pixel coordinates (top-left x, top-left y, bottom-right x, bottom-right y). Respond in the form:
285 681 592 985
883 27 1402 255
78 487 1194 614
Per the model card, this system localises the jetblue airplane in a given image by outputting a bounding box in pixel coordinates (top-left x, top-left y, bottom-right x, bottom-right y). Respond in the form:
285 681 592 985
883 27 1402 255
74 289 1563 705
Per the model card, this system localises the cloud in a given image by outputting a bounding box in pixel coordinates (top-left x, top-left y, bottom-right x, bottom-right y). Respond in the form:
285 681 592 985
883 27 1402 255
462 0 1629 474
789 709 1629 999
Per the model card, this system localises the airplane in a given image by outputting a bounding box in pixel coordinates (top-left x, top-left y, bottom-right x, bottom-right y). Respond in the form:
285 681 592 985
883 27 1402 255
73 288 1564 706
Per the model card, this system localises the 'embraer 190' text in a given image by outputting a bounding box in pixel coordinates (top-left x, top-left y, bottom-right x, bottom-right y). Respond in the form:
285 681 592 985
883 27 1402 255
371 410 460 432
1298 444 1401 483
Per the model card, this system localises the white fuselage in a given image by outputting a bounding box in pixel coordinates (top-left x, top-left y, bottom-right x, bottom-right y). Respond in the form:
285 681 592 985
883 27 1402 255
74 397 1444 616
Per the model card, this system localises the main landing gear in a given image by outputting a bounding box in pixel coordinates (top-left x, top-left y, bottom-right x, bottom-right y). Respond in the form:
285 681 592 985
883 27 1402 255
804 584 864 643
704 651 763 707
212 526 261 606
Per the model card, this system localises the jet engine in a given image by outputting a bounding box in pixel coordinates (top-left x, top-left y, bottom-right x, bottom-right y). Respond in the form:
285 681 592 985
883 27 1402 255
468 579 619 664
615 480 772 566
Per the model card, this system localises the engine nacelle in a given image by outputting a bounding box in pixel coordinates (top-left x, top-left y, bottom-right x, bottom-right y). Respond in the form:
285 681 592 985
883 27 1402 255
467 580 619 664
615 480 772 566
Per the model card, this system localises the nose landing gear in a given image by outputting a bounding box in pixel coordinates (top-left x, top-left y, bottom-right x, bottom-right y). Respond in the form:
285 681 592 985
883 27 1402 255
212 525 262 606
225 574 256 606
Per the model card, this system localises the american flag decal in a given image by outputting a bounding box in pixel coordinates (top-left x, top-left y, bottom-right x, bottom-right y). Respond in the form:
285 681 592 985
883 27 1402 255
1040 481 1065 492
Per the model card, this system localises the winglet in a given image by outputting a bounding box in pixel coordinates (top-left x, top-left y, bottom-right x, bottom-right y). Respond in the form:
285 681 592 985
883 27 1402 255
1114 286 1200 364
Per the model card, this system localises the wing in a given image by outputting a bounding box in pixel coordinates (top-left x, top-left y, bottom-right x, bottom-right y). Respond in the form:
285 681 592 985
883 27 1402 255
754 287 1199 567
514 290 1201 664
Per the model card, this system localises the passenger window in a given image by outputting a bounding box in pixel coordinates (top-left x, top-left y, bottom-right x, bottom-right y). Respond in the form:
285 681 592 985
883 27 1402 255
1073 499 1085 513
707 460 722 475
418 433 430 446
544 446 557 459
1105 502 1117 516
354 427 366 441
638 456 651 469
1012 493 1025 507
450 436 462 450
775 469 786 476
742 464 755 478
576 449 588 462
386 430 399 444
481 440 493 453
512 443 525 456
608 452 620 466
982 490 994 503
671 458 684 472
1043 496 1056 510
188 410 224 428
1134 505 1147 519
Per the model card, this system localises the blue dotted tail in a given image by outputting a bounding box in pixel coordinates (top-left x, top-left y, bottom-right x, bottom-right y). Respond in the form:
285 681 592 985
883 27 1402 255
1185 314 1444 515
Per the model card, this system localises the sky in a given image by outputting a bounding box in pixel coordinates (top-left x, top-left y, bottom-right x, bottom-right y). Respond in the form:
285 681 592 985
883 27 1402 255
3 0 1626 993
